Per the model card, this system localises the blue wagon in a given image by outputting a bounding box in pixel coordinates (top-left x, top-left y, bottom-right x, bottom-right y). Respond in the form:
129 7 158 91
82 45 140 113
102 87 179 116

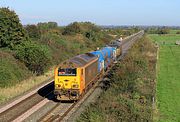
105 46 117 61
90 50 105 73
101 47 114 69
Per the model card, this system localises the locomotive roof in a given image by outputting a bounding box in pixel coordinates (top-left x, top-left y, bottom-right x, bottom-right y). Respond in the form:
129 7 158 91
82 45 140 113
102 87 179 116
59 53 98 68
108 40 122 47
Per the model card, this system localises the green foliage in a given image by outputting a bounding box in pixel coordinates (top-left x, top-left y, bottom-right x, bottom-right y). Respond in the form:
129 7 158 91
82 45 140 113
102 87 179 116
78 36 157 122
37 22 58 29
62 22 81 35
62 22 100 36
0 7 28 49
145 28 158 34
85 31 98 42
80 22 100 32
146 28 170 34
106 29 136 39
46 22 58 29
157 28 170 34
0 51 31 88
37 22 58 34
0 8 117 89
169 29 180 34
176 31 180 34
39 33 87 64
15 41 52 75
25 24 40 39
132 27 140 33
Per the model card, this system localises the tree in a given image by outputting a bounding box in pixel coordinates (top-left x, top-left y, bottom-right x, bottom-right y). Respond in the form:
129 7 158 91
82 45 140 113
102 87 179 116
85 31 98 41
47 22 58 29
37 22 58 34
176 31 180 34
25 24 40 39
80 22 100 32
157 28 170 34
15 41 52 75
62 22 81 35
0 7 28 49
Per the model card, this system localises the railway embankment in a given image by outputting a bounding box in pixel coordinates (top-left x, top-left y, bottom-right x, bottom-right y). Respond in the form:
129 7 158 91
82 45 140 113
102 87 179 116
0 8 137 105
77 35 157 122
0 31 143 122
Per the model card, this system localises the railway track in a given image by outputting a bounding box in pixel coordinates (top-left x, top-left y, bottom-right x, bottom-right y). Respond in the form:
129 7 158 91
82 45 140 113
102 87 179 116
39 71 107 122
0 31 144 122
0 82 54 122
39 31 144 122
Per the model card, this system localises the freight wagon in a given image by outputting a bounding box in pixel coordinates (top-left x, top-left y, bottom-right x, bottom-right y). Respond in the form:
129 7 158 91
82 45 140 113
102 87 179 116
90 50 105 73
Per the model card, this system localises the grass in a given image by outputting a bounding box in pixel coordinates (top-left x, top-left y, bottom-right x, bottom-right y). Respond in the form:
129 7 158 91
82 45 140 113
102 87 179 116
0 49 55 104
148 34 180 45
0 51 31 87
156 46 180 122
149 33 180 122
169 29 180 34
77 36 157 122
0 67 54 104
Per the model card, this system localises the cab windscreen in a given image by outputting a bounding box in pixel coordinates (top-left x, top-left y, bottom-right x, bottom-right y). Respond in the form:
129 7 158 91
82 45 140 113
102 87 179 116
58 68 77 76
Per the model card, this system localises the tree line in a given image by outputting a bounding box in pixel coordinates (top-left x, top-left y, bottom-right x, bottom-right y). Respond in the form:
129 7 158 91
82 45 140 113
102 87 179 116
145 27 170 34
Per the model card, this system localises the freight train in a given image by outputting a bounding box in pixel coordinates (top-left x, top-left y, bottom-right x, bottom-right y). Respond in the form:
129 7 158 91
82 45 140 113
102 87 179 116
54 31 144 101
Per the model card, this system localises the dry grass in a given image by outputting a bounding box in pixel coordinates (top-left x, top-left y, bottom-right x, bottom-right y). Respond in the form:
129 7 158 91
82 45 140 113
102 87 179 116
0 66 54 104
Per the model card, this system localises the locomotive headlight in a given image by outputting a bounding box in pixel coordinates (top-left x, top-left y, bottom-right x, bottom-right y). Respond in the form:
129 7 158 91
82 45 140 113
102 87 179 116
56 83 63 88
72 84 79 88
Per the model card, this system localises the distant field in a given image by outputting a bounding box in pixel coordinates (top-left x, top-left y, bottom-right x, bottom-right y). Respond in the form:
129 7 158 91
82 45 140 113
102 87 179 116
149 34 180 45
149 34 180 122
170 29 180 34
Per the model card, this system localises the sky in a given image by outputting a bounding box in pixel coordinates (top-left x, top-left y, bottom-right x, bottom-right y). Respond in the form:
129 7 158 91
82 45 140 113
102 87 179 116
0 0 180 26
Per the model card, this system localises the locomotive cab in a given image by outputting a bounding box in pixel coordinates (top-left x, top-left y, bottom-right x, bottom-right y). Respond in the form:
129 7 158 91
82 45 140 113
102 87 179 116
54 67 81 101
54 53 98 101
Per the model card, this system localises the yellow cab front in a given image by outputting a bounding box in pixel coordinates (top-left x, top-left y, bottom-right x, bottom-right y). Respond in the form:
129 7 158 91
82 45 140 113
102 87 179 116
54 67 82 101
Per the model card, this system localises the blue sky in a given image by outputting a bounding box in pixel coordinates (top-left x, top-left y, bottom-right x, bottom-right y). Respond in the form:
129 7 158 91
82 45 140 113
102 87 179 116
0 0 180 26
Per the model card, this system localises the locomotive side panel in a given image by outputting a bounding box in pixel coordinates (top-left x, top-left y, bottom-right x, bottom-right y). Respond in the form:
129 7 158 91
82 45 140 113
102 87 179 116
84 60 98 87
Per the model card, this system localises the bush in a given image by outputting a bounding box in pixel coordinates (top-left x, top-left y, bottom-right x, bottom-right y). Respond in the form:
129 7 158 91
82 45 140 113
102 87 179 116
62 22 81 35
37 22 58 34
85 31 98 41
15 41 52 75
157 28 170 34
146 28 170 34
37 22 58 30
62 22 101 36
0 7 28 49
25 24 40 39
176 31 180 34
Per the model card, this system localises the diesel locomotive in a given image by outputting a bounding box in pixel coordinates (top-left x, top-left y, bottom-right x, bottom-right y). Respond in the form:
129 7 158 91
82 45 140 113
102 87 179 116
54 31 144 101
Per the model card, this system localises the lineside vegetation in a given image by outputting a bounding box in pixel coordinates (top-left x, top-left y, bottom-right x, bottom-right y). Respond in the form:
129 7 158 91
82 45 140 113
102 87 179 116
0 8 138 91
77 35 157 122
